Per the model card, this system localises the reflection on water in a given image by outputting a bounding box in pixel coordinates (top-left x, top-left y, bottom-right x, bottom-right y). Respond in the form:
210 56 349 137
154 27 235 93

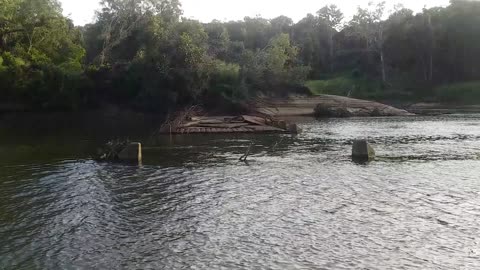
1 114 480 269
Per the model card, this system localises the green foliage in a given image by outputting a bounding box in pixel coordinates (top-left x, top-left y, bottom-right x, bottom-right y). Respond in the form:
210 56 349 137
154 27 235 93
204 60 247 113
306 78 352 96
435 81 480 104
242 33 310 93
211 61 240 85
0 0 87 110
2 0 480 112
306 74 383 99
205 21 230 59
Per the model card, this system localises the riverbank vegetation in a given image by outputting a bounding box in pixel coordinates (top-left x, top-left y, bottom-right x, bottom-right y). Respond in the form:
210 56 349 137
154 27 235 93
1 0 480 112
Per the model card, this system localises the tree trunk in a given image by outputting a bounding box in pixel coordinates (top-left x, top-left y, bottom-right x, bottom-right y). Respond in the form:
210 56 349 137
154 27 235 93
27 31 34 54
380 50 386 83
420 56 428 81
329 31 334 72
0 35 5 51
427 13 434 82
428 53 433 82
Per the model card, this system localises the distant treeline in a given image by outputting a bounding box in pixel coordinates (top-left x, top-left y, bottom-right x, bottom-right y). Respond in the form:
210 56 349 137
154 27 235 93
1 0 479 112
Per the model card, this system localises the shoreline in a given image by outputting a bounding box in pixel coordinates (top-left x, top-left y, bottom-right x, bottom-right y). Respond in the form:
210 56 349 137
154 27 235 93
255 95 414 117
3 97 480 119
405 103 480 115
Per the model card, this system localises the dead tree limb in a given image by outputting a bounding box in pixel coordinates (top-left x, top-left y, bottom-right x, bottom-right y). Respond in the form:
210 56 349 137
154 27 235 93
239 142 254 162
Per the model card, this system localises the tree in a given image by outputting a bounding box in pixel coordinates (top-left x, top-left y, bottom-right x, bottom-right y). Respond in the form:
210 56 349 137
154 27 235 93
0 0 86 109
317 5 344 71
270 15 293 36
93 0 182 65
292 14 330 75
244 16 271 50
3 0 480 111
205 20 230 59
348 1 388 82
242 33 309 92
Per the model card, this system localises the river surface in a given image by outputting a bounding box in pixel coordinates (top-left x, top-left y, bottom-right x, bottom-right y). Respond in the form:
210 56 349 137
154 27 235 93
1 113 480 269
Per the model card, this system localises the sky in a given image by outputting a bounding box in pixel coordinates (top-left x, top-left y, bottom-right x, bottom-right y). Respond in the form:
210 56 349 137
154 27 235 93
60 0 450 26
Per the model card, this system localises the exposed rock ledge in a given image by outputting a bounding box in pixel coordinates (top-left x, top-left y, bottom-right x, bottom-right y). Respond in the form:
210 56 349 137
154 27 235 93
255 95 414 117
406 103 480 115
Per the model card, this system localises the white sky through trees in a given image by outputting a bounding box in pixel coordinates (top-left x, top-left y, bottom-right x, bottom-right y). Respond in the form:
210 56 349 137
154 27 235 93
60 0 450 26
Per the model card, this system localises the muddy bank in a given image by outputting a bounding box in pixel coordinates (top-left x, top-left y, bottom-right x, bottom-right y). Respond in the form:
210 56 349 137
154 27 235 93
255 95 414 117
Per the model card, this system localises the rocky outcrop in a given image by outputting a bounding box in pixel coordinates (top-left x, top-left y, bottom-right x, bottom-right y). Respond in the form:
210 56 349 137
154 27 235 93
314 106 354 118
407 103 480 115
255 95 414 117
314 102 414 118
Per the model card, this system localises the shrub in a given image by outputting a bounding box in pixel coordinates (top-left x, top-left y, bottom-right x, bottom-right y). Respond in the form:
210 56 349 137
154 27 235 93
435 81 480 104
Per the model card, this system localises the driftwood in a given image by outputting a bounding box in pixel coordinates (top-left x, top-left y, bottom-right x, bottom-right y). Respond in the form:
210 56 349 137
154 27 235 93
156 101 298 135
160 113 297 135
239 136 285 162
272 137 285 152
197 119 225 124
236 115 267 126
190 123 250 128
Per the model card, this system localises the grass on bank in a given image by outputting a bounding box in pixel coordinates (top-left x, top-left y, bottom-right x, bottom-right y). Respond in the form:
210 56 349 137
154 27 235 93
305 75 385 100
307 75 480 104
435 81 480 104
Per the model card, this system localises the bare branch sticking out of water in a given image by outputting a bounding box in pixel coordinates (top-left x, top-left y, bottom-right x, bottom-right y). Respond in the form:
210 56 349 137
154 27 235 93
271 137 285 152
239 142 254 162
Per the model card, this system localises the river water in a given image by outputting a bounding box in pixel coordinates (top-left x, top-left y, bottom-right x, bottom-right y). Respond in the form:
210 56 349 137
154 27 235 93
1 114 480 269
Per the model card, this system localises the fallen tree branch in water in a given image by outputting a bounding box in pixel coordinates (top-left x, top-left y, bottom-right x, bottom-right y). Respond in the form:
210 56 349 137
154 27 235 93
271 137 285 152
239 142 254 162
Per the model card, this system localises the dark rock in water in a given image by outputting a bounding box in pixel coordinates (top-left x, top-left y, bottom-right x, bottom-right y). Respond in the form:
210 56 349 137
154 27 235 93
352 140 375 162
314 104 353 118
118 142 142 163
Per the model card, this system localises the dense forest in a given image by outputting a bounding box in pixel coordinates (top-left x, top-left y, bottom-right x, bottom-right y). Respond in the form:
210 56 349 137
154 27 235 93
1 0 479 112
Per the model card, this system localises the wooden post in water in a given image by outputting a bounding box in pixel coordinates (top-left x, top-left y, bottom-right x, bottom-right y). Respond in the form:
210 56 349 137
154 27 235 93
352 139 375 163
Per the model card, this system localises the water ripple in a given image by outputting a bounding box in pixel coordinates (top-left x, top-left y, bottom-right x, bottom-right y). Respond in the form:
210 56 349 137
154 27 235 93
1 115 480 269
